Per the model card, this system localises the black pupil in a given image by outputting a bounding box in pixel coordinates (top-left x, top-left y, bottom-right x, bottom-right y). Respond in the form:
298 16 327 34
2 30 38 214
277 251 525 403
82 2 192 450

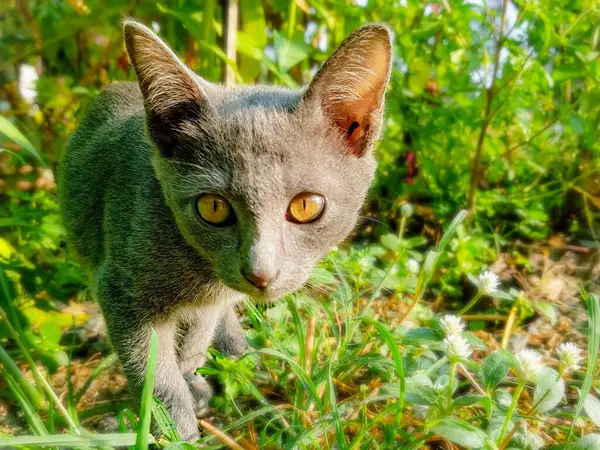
212 200 218 212
302 199 306 210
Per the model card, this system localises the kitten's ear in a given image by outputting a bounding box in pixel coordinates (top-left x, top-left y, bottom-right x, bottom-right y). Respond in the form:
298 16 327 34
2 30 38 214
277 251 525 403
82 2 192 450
123 19 208 155
302 24 392 157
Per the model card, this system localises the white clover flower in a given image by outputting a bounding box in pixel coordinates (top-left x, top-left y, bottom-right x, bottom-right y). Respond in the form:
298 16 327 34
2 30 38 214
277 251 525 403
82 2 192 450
443 334 472 361
439 315 465 336
478 271 500 294
557 342 583 374
407 259 420 275
515 349 544 382
401 203 414 218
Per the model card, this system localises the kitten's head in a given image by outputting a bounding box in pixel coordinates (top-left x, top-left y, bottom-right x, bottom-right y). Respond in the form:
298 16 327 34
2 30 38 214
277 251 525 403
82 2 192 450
124 19 392 301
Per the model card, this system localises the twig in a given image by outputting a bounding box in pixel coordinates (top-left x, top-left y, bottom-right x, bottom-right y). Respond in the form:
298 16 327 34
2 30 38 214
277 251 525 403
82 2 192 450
499 420 523 450
501 305 519 349
467 0 510 214
458 364 486 396
199 419 247 450
494 50 534 96
462 314 508 321
501 118 560 158
222 0 238 86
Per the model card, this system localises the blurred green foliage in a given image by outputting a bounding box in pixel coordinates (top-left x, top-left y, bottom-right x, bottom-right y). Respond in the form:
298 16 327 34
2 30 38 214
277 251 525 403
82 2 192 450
1 0 598 237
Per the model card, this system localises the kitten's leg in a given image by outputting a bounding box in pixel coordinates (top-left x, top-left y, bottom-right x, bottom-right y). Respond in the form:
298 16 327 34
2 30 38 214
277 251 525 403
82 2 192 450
213 306 246 359
178 308 221 417
103 309 199 441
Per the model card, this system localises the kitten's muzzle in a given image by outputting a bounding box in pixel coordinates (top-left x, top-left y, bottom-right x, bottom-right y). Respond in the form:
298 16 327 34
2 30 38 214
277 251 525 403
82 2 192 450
242 267 278 290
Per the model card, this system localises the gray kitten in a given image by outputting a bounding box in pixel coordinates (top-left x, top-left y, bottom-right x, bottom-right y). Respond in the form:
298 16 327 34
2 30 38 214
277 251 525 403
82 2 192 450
59 19 391 441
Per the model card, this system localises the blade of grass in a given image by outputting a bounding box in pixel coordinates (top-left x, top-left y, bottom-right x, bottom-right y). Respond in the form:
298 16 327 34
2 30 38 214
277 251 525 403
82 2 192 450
285 297 308 418
565 293 599 444
327 361 347 450
360 318 405 429
0 432 144 448
0 116 45 166
398 209 468 324
0 278 80 433
74 353 119 404
256 348 322 410
136 329 158 450
0 342 43 409
0 367 48 436
151 396 180 442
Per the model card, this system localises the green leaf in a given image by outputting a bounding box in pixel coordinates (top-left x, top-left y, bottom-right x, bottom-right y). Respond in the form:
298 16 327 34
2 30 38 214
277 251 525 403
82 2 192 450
401 327 442 346
238 0 267 81
0 116 44 166
408 58 431 95
482 350 513 393
573 434 600 449
583 394 600 428
461 332 486 350
533 301 557 325
533 368 564 413
431 418 488 447
489 289 514 301
452 393 486 408
405 375 438 405
552 64 583 83
412 21 442 40
273 31 308 73
310 267 336 285
380 233 400 251
568 112 585 135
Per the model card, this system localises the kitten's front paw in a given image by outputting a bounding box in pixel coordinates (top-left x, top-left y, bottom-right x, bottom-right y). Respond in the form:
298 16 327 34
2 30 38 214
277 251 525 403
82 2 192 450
185 374 213 418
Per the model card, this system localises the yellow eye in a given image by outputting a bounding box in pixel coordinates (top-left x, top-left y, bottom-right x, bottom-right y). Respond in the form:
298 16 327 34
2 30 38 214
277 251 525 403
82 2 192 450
287 193 325 224
196 194 233 226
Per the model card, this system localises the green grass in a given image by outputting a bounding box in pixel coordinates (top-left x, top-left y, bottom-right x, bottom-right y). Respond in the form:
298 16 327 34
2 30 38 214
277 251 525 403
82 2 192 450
0 211 598 449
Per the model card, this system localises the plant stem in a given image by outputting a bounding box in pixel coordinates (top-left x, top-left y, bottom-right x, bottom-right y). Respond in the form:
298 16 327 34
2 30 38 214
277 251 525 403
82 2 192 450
0 304 80 434
497 380 525 444
458 363 486 396
398 215 408 241
458 292 483 316
446 361 457 411
467 0 510 214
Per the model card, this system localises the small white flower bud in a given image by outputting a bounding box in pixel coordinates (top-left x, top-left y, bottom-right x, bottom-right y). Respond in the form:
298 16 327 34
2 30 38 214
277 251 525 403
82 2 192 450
443 334 473 361
478 271 500 294
557 342 583 374
515 349 544 382
439 315 465 336
407 259 420 275
401 203 414 218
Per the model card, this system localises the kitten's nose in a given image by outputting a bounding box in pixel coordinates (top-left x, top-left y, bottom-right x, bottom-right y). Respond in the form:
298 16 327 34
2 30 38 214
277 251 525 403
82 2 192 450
242 268 275 289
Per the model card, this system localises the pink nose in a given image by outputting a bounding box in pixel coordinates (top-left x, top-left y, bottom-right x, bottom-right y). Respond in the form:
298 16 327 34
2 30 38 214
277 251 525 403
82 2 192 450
242 269 274 289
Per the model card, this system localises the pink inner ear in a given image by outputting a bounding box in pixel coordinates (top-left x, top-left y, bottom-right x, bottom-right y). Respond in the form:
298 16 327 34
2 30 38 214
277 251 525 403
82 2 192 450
333 92 377 156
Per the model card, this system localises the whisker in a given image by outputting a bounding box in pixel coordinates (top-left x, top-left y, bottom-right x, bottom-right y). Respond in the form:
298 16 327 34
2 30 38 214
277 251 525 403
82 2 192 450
359 215 392 231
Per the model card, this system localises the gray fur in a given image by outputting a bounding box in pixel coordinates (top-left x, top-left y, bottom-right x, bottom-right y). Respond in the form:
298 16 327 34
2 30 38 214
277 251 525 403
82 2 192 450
59 19 391 441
